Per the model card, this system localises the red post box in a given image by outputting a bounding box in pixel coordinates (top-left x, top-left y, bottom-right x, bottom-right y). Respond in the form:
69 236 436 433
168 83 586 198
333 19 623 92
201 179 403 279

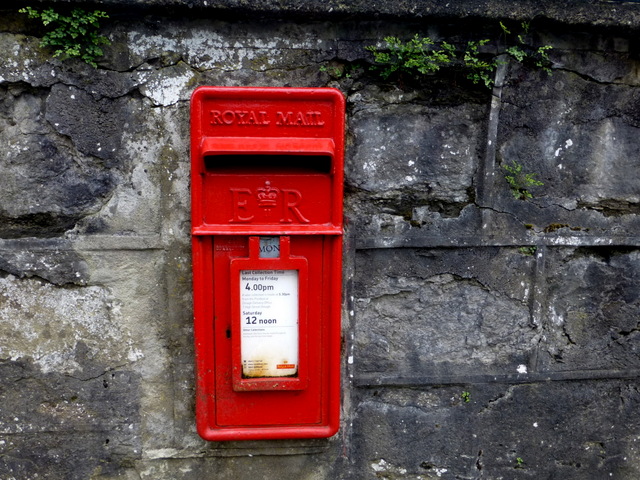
190 86 345 441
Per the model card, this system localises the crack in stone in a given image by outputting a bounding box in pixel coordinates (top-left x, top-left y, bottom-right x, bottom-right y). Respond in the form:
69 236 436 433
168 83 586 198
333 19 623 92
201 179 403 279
63 362 137 383
479 384 519 414
553 66 640 87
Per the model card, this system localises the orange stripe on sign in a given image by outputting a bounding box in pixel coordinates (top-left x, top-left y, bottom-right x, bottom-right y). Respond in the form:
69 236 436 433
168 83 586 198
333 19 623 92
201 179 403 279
277 364 296 369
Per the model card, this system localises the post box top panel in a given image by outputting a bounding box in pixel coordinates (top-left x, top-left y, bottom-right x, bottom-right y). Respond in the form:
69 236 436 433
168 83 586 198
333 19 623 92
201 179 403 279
191 87 345 235
191 86 345 147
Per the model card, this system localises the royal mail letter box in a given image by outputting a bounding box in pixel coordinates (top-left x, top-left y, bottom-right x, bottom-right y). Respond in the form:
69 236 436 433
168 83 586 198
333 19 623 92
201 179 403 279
190 87 345 441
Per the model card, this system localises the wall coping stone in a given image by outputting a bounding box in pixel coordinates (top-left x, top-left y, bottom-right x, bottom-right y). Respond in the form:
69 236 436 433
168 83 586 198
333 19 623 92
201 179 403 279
12 0 640 28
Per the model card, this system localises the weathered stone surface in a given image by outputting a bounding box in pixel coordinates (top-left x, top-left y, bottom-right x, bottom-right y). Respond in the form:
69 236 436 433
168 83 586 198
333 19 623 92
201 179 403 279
13 0 640 29
345 83 488 245
45 84 134 163
476 380 640 479
541 247 640 372
0 84 120 237
0 238 88 285
131 446 343 480
347 101 484 208
72 249 175 454
0 32 55 87
0 274 142 376
493 60 640 239
352 380 640 479
351 386 481 479
0 358 141 480
354 248 538 378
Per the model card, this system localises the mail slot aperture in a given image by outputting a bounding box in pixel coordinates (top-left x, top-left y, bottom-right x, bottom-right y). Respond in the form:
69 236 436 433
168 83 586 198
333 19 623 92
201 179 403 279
204 155 332 173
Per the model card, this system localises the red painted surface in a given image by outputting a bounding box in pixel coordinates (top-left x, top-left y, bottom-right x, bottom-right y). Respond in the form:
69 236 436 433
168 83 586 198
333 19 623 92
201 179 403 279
190 86 344 440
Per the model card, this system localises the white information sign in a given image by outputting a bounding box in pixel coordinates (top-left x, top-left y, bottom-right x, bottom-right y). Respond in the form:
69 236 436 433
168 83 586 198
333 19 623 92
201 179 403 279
240 269 299 378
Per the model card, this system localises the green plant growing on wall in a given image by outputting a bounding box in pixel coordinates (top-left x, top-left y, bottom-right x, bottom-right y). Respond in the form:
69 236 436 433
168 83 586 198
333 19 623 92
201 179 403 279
19 6 110 67
365 34 456 79
320 65 345 78
319 62 364 79
461 391 471 403
366 22 552 88
518 246 537 256
500 21 553 74
463 39 497 88
515 456 525 469
502 160 544 200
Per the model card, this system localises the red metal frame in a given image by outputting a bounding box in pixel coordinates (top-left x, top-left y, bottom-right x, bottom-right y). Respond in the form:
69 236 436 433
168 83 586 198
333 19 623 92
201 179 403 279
190 86 344 441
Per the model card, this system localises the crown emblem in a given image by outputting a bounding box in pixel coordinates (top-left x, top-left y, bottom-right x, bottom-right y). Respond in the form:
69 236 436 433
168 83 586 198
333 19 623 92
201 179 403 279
256 181 279 209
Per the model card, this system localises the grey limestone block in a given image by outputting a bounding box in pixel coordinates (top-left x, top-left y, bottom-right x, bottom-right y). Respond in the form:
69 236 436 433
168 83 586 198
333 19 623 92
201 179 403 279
540 247 640 372
351 380 640 479
492 62 640 240
345 92 487 246
0 358 141 480
354 247 539 379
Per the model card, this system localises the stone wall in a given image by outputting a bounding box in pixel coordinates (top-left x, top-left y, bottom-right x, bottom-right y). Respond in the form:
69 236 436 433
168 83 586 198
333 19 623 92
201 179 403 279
1 1 640 478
